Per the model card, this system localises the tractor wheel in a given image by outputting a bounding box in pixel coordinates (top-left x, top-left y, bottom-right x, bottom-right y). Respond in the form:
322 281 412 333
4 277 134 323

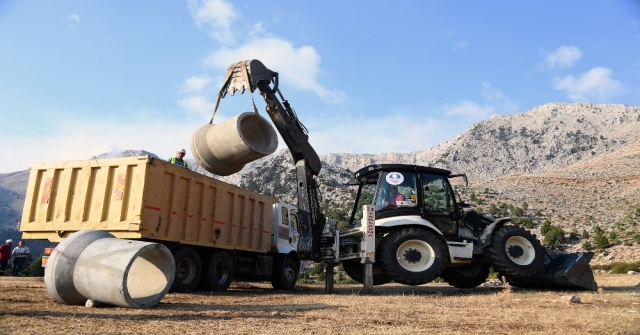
486 226 544 277
341 260 392 286
440 262 491 289
203 251 234 292
171 247 202 293
377 227 448 286
271 258 298 290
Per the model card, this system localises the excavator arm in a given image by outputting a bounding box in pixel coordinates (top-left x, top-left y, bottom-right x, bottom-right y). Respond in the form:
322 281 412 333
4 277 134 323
209 59 326 260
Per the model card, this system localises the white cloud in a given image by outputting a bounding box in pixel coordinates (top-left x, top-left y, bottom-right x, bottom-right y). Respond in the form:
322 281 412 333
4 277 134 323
452 41 469 52
443 101 494 120
552 67 625 102
306 114 442 155
481 82 518 113
544 45 583 69
1 113 214 173
187 0 237 45
65 14 80 30
440 82 516 122
181 75 212 93
178 95 213 118
204 37 346 103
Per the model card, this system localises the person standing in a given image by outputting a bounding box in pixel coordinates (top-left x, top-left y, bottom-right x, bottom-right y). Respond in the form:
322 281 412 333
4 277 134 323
169 149 188 168
11 240 30 276
0 239 13 276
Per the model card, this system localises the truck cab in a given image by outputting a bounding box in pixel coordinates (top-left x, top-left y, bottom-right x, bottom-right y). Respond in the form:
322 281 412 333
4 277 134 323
271 202 300 254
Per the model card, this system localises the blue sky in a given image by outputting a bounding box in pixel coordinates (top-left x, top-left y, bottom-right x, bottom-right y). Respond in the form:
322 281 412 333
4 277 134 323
1 0 639 173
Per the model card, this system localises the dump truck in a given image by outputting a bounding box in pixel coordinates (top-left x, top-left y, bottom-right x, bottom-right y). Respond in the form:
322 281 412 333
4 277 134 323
193 59 597 291
19 156 302 292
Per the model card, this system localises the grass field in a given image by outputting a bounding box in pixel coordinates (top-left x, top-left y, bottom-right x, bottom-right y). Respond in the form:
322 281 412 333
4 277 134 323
1 273 639 335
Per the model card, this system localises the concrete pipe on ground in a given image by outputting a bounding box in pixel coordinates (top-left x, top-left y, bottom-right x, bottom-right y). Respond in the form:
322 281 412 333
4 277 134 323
44 230 175 309
190 112 278 176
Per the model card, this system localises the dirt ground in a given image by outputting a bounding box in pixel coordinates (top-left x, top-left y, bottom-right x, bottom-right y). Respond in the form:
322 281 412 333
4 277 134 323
1 273 639 335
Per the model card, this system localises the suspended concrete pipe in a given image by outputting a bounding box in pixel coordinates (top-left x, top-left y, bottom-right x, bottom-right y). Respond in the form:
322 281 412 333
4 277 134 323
190 112 278 176
44 230 175 309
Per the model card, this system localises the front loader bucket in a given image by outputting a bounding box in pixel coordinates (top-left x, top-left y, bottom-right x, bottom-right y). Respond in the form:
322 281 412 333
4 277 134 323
503 252 597 291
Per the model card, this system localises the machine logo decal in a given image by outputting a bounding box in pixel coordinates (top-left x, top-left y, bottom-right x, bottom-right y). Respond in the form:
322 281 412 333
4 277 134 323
386 172 404 185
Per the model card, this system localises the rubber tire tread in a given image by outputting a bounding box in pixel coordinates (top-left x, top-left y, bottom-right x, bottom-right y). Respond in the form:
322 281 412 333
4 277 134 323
341 260 393 286
271 258 298 290
440 262 491 289
377 227 448 286
171 247 202 293
485 226 544 277
205 251 234 292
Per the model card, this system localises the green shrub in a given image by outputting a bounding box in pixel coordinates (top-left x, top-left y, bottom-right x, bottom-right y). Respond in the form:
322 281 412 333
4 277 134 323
569 230 578 239
594 234 609 249
581 230 589 239
582 241 594 251
591 261 640 273
543 225 565 249
512 207 524 217
541 220 551 236
593 225 603 235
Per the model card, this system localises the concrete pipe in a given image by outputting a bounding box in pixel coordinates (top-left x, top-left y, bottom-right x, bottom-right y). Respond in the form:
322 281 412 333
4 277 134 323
190 112 278 176
44 230 175 309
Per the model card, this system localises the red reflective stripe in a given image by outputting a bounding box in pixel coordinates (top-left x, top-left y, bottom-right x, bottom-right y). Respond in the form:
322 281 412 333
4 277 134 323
187 214 193 218
201 218 207 222
214 220 225 225
171 211 177 215
263 230 270 234
145 205 161 212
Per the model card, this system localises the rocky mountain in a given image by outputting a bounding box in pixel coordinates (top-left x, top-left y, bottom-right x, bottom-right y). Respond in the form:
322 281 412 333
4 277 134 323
1 102 639 264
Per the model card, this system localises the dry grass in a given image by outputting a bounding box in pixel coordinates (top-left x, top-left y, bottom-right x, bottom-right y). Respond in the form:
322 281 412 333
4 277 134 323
1 274 639 335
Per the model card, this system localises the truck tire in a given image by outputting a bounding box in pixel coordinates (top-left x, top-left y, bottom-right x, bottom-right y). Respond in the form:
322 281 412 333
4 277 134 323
440 262 491 289
271 258 298 290
203 251 234 292
485 226 544 277
341 260 392 286
377 227 448 286
171 247 202 292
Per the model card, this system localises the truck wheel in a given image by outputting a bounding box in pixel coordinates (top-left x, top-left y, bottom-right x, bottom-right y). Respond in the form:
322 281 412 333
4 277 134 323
271 258 298 290
341 260 392 286
440 262 491 289
171 247 202 292
486 226 544 277
203 251 234 292
377 227 448 286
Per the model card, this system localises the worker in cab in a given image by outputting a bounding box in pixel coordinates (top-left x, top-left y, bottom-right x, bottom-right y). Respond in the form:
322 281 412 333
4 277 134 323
169 149 188 168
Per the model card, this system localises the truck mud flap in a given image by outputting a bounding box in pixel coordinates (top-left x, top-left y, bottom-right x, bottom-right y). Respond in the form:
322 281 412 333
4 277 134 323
502 252 597 291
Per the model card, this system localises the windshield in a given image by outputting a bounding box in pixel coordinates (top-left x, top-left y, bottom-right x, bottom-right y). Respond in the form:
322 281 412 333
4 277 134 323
374 172 418 211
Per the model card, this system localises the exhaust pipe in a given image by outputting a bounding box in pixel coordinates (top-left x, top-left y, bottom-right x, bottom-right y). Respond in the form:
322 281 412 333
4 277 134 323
44 230 175 308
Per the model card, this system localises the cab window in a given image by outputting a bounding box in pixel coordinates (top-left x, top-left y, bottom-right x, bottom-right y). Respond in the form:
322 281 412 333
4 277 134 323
421 174 455 213
374 172 418 210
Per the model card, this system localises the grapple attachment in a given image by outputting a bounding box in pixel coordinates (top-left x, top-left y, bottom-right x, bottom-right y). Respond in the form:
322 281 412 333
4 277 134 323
502 252 597 290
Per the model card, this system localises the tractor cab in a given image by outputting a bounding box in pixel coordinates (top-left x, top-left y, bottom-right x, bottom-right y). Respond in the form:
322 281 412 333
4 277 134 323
347 164 464 238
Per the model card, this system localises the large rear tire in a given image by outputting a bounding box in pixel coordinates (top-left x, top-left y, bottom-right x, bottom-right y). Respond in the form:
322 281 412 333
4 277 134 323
377 227 448 286
271 258 298 290
171 247 202 293
341 260 392 286
440 262 491 289
486 226 544 277
203 251 234 292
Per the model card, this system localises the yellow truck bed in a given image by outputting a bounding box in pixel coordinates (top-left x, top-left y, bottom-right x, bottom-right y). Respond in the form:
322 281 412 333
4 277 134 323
20 156 277 253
